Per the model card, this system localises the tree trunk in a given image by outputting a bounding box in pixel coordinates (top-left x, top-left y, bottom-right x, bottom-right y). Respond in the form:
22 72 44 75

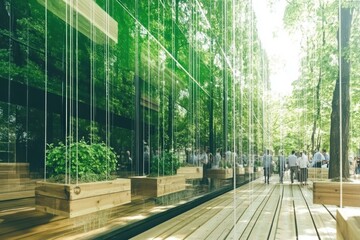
329 8 352 179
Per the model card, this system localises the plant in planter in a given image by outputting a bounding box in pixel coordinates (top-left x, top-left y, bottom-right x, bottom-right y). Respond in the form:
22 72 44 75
150 151 180 176
35 139 131 218
46 139 117 182
131 151 185 197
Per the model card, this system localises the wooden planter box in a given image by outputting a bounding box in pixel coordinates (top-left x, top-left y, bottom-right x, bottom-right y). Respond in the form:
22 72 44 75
336 208 360 240
308 168 328 180
245 166 254 174
35 178 131 218
177 167 203 179
131 175 186 198
206 168 233 179
235 167 245 175
313 181 360 207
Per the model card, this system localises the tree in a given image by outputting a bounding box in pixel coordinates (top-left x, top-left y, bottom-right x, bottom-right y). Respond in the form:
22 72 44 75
329 8 352 179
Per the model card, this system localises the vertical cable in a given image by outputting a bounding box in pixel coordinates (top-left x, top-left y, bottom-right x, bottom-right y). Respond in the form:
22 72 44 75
75 0 79 185
147 0 151 176
171 0 175 173
44 0 48 181
7 0 11 164
26 7 29 164
106 0 110 180
157 0 160 177
65 0 68 184
338 0 343 208
231 0 237 237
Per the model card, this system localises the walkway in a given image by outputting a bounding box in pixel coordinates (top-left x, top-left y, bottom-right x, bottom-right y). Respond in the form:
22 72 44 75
131 177 338 240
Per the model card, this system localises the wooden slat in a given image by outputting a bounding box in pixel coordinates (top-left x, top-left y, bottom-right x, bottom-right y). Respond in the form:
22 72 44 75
274 184 296 239
292 185 318 238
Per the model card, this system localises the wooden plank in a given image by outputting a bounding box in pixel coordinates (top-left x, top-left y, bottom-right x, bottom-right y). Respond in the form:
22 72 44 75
292 185 318 239
267 185 284 239
275 184 296 239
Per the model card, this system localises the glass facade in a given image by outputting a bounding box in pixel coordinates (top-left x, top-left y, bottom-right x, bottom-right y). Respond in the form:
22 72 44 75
0 1 268 234
3 0 356 238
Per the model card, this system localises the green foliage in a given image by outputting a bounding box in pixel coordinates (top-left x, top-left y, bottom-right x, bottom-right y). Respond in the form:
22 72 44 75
46 139 117 182
150 152 180 176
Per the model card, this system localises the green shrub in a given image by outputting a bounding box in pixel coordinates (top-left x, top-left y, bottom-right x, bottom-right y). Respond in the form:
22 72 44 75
150 151 180 176
46 139 117 183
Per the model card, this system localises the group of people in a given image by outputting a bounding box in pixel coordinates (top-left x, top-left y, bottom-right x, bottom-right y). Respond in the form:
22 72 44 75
262 149 330 185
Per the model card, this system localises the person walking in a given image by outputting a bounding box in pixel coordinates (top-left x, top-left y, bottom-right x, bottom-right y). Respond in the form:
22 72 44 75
278 151 286 184
299 151 309 185
263 150 272 184
288 150 298 184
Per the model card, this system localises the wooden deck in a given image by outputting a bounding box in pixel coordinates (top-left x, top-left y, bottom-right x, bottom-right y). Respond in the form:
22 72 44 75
131 177 340 240
0 175 351 239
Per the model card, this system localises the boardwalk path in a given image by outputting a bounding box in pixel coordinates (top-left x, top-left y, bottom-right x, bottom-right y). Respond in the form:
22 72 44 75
132 177 337 240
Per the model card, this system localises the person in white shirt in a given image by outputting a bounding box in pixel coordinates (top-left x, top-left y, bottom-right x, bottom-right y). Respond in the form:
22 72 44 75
299 152 309 185
288 150 298 184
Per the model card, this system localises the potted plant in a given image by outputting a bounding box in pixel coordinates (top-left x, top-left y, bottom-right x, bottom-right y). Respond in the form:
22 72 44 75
35 139 131 218
131 151 185 197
